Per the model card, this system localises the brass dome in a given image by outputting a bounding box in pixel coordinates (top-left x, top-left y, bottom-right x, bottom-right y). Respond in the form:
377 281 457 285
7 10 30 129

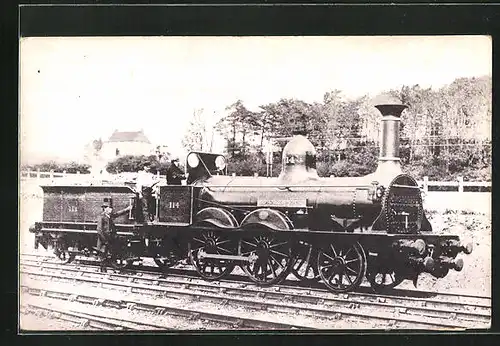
278 135 319 184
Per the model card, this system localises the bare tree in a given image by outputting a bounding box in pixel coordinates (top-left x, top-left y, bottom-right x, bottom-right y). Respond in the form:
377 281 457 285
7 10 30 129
182 108 216 152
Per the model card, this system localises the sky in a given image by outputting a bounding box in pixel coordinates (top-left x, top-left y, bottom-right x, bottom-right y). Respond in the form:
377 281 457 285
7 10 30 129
19 36 492 163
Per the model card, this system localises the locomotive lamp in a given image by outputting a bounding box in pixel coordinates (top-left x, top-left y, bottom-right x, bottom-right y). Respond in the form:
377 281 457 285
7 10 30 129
187 153 200 168
215 155 226 171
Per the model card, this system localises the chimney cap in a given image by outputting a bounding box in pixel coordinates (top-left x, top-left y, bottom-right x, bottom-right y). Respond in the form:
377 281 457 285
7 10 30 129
375 104 408 117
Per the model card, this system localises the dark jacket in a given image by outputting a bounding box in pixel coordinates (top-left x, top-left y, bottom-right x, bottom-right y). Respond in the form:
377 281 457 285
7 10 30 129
96 207 131 236
166 164 184 185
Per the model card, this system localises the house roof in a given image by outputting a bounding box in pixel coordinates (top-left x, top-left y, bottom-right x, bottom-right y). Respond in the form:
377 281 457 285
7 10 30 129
107 130 151 143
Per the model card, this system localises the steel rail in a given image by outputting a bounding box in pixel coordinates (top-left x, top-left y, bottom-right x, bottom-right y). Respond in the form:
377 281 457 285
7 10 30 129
21 265 487 329
20 258 490 323
21 302 167 331
20 283 314 330
20 252 492 307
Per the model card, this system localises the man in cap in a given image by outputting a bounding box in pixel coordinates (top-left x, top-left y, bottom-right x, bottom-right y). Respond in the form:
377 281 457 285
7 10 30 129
166 157 185 185
135 162 159 222
95 201 132 269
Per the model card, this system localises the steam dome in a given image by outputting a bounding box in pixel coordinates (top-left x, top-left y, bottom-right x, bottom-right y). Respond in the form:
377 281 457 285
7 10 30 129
278 134 319 184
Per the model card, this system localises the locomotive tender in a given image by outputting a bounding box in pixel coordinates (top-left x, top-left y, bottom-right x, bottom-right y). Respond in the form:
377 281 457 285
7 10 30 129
29 103 473 293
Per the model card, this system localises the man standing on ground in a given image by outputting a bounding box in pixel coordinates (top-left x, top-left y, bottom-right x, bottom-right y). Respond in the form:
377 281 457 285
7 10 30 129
95 201 132 270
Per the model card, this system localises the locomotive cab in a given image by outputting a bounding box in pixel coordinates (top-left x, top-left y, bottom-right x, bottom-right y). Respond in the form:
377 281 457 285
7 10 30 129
185 152 228 184
151 152 228 225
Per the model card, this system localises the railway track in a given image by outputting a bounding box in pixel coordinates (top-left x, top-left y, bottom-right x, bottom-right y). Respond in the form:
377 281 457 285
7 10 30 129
20 252 491 330
21 251 490 304
21 301 169 331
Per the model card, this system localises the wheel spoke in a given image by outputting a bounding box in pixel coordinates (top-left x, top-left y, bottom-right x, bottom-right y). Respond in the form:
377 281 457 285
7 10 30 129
217 246 232 254
345 266 358 275
321 252 336 262
344 271 353 285
192 237 205 244
344 258 359 264
270 254 285 270
270 249 288 258
343 247 352 258
270 241 288 248
216 239 231 246
330 244 338 257
327 269 336 283
268 259 277 278
242 240 258 248
252 262 259 276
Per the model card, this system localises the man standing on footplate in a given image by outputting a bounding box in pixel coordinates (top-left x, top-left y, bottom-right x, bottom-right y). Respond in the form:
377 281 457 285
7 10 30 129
135 162 159 222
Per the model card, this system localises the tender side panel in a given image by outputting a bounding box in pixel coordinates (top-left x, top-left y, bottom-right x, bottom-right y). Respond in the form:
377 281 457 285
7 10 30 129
158 186 193 223
41 185 136 224
83 187 136 224
61 190 85 222
42 189 63 221
110 190 135 224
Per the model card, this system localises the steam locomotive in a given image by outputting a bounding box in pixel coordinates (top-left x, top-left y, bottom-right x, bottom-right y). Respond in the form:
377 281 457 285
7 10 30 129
29 103 473 293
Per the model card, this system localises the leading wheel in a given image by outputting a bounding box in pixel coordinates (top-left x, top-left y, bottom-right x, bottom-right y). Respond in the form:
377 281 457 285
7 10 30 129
366 265 404 293
291 241 320 282
317 241 367 293
189 231 236 281
238 233 294 286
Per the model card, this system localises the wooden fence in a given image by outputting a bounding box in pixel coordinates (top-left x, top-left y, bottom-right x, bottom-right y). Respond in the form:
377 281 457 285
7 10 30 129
19 170 491 193
19 170 167 182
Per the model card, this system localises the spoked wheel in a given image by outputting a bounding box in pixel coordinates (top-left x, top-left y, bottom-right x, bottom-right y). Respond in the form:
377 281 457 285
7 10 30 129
53 241 75 264
238 233 294 286
109 253 134 270
109 258 132 269
189 230 236 281
366 267 404 293
317 241 367 293
107 244 134 270
153 255 177 270
291 241 320 282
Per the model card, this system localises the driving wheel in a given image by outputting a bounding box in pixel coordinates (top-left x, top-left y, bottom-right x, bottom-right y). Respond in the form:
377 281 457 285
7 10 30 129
189 230 236 281
291 241 320 282
238 233 294 286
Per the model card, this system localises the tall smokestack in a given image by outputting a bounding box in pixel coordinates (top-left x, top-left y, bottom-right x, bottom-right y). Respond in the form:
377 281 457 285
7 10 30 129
374 104 408 178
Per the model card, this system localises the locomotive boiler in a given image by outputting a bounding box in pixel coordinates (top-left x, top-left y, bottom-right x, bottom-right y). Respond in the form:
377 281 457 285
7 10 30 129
29 103 473 293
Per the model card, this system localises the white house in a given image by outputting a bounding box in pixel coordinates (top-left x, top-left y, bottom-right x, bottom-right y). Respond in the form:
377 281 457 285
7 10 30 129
101 129 154 161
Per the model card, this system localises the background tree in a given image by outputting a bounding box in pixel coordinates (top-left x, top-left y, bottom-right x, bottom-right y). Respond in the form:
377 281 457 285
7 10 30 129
182 108 217 152
105 155 177 175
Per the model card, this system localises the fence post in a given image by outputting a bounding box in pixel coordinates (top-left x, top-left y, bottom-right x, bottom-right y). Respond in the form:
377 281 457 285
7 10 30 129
49 169 54 179
63 170 67 178
458 176 463 193
423 176 428 194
